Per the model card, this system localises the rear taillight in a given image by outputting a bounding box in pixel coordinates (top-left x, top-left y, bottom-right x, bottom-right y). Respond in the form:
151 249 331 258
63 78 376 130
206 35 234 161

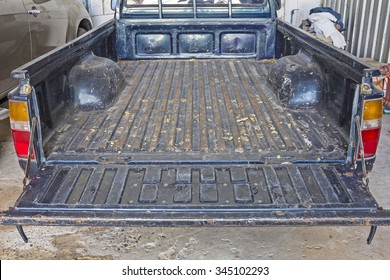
9 100 34 159
358 98 383 159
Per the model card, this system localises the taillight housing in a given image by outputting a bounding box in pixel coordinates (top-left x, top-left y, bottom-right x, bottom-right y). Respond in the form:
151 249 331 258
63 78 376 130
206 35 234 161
9 100 35 159
358 98 383 159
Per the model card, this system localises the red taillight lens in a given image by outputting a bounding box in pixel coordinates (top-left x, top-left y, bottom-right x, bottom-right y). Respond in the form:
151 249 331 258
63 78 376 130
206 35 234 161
11 130 33 159
358 128 381 158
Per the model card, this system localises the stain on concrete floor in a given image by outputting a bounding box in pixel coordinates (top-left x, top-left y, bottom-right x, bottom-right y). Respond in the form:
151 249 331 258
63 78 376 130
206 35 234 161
1 225 390 259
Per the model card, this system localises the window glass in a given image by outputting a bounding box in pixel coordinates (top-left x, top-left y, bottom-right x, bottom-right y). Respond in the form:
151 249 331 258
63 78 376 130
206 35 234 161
125 0 267 6
122 0 270 18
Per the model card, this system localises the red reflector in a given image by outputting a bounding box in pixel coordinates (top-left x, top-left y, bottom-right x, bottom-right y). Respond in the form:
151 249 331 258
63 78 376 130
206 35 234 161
358 128 381 158
11 130 34 159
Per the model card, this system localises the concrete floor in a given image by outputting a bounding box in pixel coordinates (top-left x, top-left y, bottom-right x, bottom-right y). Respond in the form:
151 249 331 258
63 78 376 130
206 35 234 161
0 116 389 260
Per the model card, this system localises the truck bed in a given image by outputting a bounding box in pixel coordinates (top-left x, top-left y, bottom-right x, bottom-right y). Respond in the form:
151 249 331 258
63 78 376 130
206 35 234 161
5 59 376 228
3 21 390 230
46 59 347 163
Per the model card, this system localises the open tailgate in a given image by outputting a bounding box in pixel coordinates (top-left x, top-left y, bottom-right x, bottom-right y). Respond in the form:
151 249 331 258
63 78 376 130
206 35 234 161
1 163 390 227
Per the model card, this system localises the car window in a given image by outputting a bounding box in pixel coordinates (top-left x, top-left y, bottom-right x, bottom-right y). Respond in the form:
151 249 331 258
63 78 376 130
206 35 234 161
122 0 270 19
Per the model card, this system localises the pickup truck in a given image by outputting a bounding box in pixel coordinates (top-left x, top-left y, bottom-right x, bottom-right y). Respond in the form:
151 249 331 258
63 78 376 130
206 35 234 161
1 0 390 244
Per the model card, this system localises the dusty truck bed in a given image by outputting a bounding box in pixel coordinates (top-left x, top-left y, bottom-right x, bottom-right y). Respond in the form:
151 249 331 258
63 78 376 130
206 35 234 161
46 59 347 162
5 59 386 227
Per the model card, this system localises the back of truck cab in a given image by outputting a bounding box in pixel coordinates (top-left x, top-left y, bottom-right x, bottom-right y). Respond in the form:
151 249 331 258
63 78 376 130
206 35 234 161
2 0 390 243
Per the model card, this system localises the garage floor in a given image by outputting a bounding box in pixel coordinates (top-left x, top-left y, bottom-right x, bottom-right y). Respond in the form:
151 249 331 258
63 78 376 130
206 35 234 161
0 116 389 260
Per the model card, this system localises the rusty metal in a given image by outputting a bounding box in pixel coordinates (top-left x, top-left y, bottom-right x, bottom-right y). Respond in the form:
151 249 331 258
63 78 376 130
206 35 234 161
2 209 390 227
1 162 388 233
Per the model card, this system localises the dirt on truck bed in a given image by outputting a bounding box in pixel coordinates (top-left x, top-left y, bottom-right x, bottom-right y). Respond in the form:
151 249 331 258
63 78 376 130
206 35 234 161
46 59 347 162
12 58 371 220
4 53 385 228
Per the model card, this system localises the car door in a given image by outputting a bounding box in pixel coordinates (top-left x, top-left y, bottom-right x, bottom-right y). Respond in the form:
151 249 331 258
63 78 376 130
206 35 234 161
22 0 69 59
0 0 31 100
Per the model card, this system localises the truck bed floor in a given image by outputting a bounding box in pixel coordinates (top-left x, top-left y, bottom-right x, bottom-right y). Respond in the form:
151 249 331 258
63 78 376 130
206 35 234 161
47 59 347 163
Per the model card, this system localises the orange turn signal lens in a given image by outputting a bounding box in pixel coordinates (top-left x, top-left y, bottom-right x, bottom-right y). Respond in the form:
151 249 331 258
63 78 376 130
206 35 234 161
9 100 29 122
363 99 383 121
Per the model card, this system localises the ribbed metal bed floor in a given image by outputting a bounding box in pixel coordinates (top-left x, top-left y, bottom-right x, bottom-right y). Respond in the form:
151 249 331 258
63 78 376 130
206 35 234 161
6 60 386 228
46 59 347 162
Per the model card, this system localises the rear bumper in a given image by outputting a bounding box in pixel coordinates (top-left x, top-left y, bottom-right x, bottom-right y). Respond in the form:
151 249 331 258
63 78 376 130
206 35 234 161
1 208 390 227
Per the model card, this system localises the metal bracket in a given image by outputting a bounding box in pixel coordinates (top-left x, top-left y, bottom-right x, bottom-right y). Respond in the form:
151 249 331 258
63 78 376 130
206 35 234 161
23 116 38 189
355 115 369 187
367 225 377 245
16 225 28 243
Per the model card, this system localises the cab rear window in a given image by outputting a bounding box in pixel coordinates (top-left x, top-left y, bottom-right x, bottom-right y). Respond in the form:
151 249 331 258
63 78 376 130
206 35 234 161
122 0 270 18
125 0 267 6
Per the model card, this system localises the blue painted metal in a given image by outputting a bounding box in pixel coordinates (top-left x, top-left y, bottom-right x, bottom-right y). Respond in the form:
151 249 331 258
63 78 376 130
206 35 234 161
1 163 389 228
116 20 276 60
267 51 325 108
69 52 125 110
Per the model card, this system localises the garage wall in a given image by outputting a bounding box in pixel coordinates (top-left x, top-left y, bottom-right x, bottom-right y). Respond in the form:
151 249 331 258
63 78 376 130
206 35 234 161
324 0 390 63
85 0 114 27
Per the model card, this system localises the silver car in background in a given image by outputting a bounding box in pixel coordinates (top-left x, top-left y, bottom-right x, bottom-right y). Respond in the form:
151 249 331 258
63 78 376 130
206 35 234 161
0 0 93 101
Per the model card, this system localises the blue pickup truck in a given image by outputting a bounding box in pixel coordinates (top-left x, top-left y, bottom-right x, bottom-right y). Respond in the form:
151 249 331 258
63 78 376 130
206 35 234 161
1 0 389 243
